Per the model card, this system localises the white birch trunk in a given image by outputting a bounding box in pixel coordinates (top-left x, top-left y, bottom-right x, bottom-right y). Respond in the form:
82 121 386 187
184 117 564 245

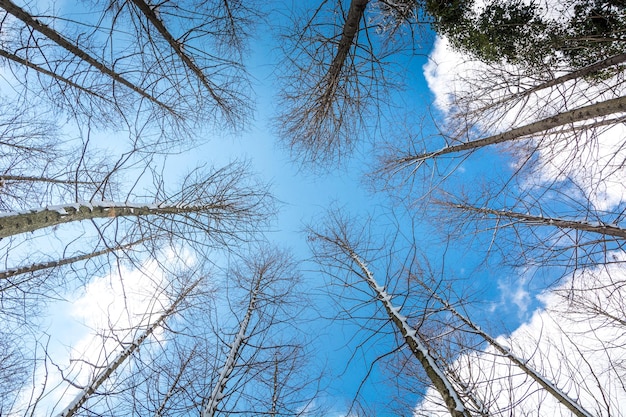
0 201 226 239
56 280 199 417
448 203 626 239
397 95 626 165
422 283 593 417
347 250 471 417
201 277 261 417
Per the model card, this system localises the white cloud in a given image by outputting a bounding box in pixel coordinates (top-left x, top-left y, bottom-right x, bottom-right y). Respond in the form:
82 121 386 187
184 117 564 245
14 247 197 416
414 252 626 416
496 275 531 318
423 34 626 211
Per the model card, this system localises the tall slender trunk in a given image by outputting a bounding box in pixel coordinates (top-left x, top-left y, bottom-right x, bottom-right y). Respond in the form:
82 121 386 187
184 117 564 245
0 201 228 239
346 248 471 417
0 175 99 186
0 237 148 280
129 0 226 110
201 276 262 417
318 0 369 116
446 203 626 239
154 346 197 417
57 280 199 417
0 48 111 103
396 95 626 166
467 53 626 117
418 281 593 417
270 349 279 417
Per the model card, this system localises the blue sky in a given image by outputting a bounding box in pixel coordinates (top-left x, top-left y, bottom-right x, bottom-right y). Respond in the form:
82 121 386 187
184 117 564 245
2 0 604 415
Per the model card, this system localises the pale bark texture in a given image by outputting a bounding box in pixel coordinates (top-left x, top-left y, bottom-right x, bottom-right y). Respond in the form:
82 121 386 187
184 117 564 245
347 249 471 417
57 280 200 417
0 202 231 239
446 203 626 239
418 279 593 417
201 275 261 417
394 95 626 166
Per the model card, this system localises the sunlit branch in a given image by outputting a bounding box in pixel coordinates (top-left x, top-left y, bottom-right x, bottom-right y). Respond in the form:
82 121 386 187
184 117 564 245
57 279 200 417
0 0 176 114
393 95 626 167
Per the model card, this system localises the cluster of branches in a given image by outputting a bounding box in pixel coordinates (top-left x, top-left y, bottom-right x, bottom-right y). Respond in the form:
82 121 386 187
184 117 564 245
0 1 325 416
0 0 259 131
272 0 626 415
15 247 320 417
275 0 626 276
308 211 624 416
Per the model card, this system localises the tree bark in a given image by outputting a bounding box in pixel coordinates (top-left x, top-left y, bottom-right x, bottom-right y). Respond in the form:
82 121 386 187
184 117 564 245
57 280 199 417
201 275 261 417
448 203 626 239
419 281 593 417
0 201 230 239
0 0 175 114
398 95 626 165
318 0 369 115
347 248 471 417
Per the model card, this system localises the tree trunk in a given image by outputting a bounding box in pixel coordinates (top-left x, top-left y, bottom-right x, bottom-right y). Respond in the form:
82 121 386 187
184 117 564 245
0 0 175 114
0 48 111 103
201 276 260 417
468 53 626 117
446 203 626 239
0 238 147 280
347 249 471 417
0 201 228 239
57 280 199 417
419 280 593 417
398 95 626 165
320 0 369 110
128 0 225 110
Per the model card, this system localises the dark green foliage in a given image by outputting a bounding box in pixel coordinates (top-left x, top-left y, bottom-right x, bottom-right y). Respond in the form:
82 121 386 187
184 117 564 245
424 0 472 25
563 0 626 66
421 0 626 69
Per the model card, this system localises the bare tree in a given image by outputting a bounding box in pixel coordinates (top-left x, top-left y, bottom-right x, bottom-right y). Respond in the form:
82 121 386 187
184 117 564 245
309 211 472 417
77 247 321 417
412 273 593 417
56 278 202 417
0 0 259 131
200 247 319 416
0 161 273 351
274 0 426 167
382 95 626 176
307 208 626 416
